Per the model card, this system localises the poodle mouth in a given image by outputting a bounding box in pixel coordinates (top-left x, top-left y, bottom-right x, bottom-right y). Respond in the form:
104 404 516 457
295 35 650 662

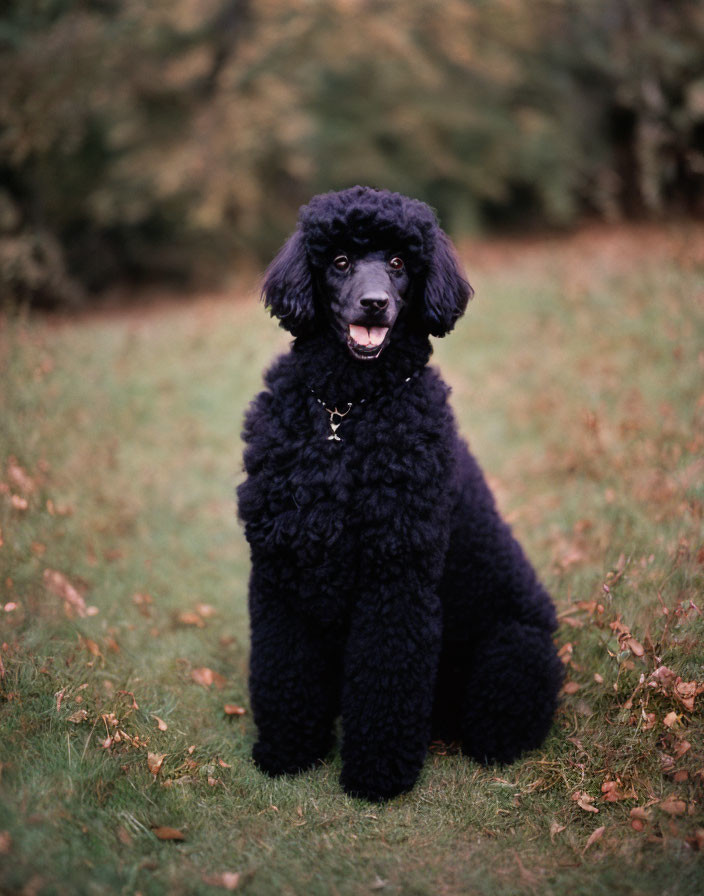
346 324 390 360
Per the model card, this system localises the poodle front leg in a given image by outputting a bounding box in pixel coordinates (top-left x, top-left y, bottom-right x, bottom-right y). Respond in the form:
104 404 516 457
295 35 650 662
339 588 442 801
249 579 341 776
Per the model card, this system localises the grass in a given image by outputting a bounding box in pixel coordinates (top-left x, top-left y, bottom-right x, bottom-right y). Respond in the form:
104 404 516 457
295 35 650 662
1 223 704 895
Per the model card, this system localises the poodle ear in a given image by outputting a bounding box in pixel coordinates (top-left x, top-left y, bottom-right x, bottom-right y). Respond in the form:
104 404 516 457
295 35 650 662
261 228 315 335
420 231 473 337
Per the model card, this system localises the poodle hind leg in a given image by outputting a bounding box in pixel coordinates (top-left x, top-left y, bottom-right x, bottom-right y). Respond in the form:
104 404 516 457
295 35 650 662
459 621 563 765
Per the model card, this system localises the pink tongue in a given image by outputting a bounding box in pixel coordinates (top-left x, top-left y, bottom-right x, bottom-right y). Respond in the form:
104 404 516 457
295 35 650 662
349 324 388 347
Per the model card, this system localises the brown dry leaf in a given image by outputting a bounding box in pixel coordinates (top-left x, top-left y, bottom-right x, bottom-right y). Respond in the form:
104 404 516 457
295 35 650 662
195 603 217 618
673 679 704 712
673 769 689 783
572 791 599 813
601 781 624 802
117 690 139 710
557 642 573 665
153 715 168 732
82 638 102 658
147 752 166 776
152 826 185 841
202 872 240 891
658 796 687 816
672 739 691 758
562 681 581 695
177 611 205 628
8 460 35 494
192 667 226 689
663 711 680 728
0 831 11 854
217 758 231 768
583 825 605 853
593 673 604 684
549 821 566 841
132 592 153 617
10 495 28 510
44 569 92 618
630 807 653 823
648 665 677 690
55 687 66 713
68 709 88 723
224 704 246 716
631 818 645 832
625 637 644 658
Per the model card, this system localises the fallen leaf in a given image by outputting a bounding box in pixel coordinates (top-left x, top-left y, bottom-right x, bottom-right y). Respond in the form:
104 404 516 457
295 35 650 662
663 711 679 728
147 752 166 776
116 690 139 710
631 818 645 832
82 638 102 658
192 667 226 689
132 592 153 616
549 821 566 840
202 872 240 890
562 681 581 695
153 715 168 731
673 739 691 758
4 602 18 612
8 460 35 494
10 495 28 510
601 781 623 802
0 831 11 854
196 603 217 618
68 709 88 723
152 826 185 841
370 877 388 891
673 679 703 712
673 769 689 783
593 673 604 684
583 825 605 853
177 611 205 628
44 569 92 618
658 797 687 816
572 791 599 813
557 642 573 665
224 704 246 716
630 807 652 822
218 758 231 768
625 637 644 657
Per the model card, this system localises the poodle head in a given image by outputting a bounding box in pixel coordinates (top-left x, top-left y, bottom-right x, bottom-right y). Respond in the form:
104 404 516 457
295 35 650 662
262 186 473 351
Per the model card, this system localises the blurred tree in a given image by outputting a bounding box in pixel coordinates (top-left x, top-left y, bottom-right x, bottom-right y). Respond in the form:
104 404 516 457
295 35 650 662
1 0 703 307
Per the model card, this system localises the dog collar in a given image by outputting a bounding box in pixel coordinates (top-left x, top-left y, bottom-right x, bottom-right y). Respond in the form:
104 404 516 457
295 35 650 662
309 368 423 442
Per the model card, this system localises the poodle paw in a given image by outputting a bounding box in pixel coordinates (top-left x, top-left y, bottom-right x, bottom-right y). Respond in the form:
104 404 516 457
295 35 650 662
340 767 415 802
252 741 322 777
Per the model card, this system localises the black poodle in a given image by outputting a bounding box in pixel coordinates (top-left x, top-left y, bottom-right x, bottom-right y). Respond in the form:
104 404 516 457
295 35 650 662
237 186 562 802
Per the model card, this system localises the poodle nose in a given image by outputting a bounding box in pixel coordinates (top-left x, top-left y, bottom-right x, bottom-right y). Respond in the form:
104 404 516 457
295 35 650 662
360 294 389 313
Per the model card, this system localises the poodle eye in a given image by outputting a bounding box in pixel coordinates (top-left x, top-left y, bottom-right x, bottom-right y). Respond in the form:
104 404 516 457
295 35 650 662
389 256 404 271
333 255 350 272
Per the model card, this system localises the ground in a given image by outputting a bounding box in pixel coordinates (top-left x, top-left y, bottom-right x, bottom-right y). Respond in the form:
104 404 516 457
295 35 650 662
1 223 703 895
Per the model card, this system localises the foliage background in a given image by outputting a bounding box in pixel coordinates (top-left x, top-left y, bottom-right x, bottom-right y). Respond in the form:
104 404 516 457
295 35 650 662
2 0 704 307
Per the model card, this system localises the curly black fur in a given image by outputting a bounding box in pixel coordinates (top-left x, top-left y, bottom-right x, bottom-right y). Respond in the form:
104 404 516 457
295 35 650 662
238 186 562 802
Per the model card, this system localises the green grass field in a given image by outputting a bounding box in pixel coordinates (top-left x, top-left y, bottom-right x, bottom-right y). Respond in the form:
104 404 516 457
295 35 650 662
1 225 703 895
